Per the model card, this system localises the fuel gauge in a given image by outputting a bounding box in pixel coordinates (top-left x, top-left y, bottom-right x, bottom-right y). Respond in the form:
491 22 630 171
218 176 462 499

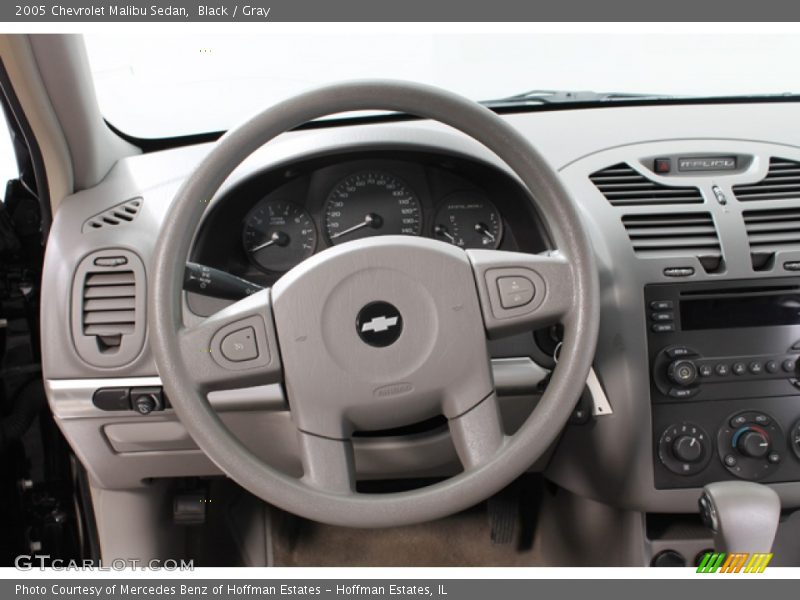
433 192 503 249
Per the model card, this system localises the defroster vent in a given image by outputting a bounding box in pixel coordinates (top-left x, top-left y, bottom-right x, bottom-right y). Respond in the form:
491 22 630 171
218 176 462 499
621 212 723 273
590 163 704 207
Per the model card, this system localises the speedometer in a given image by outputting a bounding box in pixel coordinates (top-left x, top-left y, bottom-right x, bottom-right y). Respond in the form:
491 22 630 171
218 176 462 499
324 171 422 245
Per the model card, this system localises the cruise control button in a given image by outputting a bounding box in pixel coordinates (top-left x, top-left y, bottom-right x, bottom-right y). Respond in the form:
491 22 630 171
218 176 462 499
497 276 535 309
220 327 259 362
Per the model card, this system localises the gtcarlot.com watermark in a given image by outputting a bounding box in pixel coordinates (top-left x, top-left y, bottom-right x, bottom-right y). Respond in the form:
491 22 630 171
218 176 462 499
14 554 194 571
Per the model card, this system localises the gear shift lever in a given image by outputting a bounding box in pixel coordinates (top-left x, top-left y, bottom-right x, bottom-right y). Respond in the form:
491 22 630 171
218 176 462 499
699 481 780 553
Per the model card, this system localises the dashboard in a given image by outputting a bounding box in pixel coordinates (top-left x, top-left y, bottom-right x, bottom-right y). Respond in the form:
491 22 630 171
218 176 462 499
188 151 547 310
39 100 800 524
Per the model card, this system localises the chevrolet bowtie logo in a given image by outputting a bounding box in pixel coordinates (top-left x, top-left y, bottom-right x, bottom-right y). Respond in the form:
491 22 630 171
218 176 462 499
361 315 399 333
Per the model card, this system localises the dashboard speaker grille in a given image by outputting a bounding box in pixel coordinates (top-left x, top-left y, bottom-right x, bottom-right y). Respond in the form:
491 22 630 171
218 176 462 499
733 158 800 202
82 198 142 232
743 206 800 270
590 163 704 206
622 212 723 272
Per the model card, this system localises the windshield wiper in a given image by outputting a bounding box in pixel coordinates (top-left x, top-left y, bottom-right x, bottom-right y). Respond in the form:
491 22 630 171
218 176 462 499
481 89 675 107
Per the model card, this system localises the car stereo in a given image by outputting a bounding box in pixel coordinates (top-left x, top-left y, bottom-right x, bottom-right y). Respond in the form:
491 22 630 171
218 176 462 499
646 278 800 488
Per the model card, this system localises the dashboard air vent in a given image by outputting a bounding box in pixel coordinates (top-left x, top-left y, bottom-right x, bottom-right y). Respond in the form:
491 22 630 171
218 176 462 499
621 212 723 272
71 250 146 368
590 163 704 207
82 198 143 232
743 207 800 270
733 158 800 202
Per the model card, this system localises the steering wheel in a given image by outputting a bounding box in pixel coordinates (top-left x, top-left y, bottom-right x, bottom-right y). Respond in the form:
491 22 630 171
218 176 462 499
149 81 599 528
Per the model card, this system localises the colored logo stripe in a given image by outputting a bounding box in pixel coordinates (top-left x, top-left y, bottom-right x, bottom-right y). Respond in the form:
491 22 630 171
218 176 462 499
696 552 773 573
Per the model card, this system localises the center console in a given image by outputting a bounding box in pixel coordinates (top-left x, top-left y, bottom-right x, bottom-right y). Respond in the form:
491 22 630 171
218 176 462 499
648 278 800 488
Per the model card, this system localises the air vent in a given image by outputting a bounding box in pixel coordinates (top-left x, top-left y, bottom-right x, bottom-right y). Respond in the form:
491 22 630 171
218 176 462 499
733 158 800 202
82 271 136 346
590 163 704 207
743 207 800 270
621 212 723 272
71 250 145 368
82 198 142 232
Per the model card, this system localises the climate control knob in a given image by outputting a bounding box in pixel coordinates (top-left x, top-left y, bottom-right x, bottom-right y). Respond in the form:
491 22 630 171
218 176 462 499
668 359 698 387
673 435 704 463
736 430 770 458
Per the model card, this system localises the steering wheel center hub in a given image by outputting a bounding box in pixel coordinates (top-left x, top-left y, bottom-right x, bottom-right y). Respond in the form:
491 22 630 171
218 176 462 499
271 236 493 439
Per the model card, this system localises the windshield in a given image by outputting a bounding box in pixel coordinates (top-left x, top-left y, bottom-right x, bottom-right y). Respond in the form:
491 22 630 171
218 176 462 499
84 33 800 139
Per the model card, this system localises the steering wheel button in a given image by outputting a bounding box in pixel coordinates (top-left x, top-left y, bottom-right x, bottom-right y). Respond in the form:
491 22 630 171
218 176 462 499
497 276 535 309
220 327 259 362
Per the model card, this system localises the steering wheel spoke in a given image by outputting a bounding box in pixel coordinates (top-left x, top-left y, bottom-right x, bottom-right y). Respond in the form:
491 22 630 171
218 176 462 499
297 431 356 494
467 249 574 338
178 289 282 392
448 392 507 470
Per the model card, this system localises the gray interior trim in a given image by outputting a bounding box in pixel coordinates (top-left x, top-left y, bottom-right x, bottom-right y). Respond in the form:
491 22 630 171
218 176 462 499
27 34 139 191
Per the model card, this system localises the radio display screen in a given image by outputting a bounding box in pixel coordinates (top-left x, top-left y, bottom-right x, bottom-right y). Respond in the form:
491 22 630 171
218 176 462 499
680 294 800 330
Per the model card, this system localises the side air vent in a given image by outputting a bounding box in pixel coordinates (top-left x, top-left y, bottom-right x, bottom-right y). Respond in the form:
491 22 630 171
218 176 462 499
621 212 723 272
743 207 800 270
590 163 704 206
733 158 800 202
82 198 143 232
71 250 146 368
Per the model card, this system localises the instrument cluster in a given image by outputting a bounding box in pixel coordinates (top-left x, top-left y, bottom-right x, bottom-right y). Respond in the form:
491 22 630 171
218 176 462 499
191 152 547 288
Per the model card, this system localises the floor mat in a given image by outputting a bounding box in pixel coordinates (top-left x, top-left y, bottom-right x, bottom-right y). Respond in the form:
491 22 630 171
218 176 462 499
271 505 543 567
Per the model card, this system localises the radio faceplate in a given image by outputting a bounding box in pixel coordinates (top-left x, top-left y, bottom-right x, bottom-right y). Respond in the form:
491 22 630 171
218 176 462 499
646 278 800 489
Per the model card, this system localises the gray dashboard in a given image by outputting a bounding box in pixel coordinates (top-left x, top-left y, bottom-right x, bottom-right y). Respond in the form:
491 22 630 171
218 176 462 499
41 100 800 512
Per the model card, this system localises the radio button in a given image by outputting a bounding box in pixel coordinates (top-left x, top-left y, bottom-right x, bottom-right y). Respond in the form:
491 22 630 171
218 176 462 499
715 363 730 376
749 361 763 375
698 364 713 377
732 362 746 376
765 360 779 374
651 312 674 322
668 387 699 399
782 359 796 373
652 323 675 333
666 346 694 358
650 300 674 311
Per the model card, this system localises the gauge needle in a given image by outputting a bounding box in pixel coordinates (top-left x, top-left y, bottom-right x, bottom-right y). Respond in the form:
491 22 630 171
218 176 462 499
434 225 456 244
474 222 496 242
250 231 289 252
330 213 382 239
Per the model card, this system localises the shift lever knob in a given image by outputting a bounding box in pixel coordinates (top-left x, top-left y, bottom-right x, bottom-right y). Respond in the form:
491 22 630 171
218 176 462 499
699 481 780 554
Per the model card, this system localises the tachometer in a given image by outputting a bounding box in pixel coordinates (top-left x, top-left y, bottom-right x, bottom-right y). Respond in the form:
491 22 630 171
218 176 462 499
324 171 422 244
433 192 503 249
243 199 317 273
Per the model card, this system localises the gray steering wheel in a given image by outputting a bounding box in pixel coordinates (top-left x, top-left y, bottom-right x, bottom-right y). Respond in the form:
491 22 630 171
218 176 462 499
149 81 599 528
